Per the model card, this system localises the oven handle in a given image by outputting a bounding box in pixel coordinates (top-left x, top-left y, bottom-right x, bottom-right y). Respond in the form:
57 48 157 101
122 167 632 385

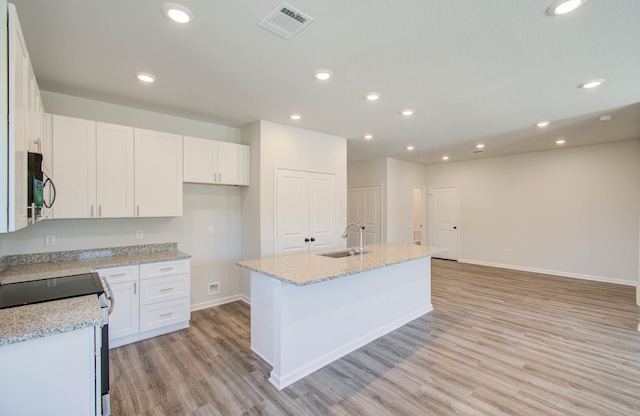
100 276 115 315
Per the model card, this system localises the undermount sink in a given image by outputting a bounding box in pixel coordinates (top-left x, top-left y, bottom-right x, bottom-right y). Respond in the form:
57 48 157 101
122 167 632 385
318 249 369 258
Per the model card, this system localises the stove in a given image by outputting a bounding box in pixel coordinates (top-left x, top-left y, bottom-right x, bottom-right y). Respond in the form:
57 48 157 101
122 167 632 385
0 272 105 309
0 272 112 415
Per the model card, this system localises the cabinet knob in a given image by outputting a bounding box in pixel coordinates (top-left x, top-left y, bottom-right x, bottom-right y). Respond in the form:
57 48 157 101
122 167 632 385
304 238 310 242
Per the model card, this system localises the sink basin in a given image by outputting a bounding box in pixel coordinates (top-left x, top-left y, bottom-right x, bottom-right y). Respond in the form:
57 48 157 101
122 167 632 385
318 249 369 258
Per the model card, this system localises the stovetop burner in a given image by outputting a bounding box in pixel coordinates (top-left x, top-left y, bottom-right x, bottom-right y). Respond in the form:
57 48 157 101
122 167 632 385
0 273 104 309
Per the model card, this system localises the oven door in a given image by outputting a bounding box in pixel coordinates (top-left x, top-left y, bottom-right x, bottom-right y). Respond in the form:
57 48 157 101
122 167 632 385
99 293 111 416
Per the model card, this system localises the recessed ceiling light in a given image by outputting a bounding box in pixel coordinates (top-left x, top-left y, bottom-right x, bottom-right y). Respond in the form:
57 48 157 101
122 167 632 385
135 72 156 83
599 114 613 121
578 79 605 89
555 139 566 145
162 3 194 24
313 70 332 81
442 156 449 161
536 121 551 127
401 109 415 116
547 0 587 16
406 145 415 151
365 93 381 101
476 144 485 149
364 134 373 140
290 114 301 120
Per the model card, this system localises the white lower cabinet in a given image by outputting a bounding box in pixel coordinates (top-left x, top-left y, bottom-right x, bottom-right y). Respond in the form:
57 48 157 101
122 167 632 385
98 259 190 348
98 265 139 341
0 326 101 416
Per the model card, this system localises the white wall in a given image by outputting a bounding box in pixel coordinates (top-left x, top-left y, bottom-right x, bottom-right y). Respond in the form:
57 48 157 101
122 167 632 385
425 139 640 286
1 92 246 308
256 120 348 257
239 120 348 296
386 158 428 244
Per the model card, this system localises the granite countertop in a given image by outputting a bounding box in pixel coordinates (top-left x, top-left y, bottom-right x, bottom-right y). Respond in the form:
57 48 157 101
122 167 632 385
0 296 103 347
0 243 190 347
237 242 445 286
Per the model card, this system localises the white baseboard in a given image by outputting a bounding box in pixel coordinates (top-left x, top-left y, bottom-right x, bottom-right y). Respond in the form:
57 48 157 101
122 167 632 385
268 304 433 390
458 258 636 287
191 294 250 312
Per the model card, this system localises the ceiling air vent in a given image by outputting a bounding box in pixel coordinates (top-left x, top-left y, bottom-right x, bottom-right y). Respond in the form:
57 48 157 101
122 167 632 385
259 3 314 39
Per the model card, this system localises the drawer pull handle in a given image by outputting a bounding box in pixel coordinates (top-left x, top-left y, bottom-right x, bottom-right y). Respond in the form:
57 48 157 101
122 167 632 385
110 273 127 277
160 312 174 317
160 267 174 271
160 287 174 292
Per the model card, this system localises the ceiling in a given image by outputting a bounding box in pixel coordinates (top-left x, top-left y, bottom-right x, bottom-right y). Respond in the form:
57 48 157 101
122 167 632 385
11 0 640 165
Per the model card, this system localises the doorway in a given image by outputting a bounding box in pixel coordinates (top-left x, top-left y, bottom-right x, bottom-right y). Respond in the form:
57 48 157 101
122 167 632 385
412 188 424 245
429 186 459 260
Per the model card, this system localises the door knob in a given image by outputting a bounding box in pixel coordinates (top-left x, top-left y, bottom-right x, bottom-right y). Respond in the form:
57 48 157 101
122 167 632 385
453 226 457 230
304 238 310 242
310 237 315 242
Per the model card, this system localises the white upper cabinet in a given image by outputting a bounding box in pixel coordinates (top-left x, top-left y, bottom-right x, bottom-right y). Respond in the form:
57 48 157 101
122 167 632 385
96 122 134 218
134 128 183 217
52 116 97 219
183 136 249 186
53 117 135 219
217 141 250 186
1 3 29 233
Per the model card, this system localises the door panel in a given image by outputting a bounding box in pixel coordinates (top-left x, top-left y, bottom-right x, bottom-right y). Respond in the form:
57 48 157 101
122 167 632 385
429 186 459 260
309 173 337 251
276 170 309 255
346 185 382 247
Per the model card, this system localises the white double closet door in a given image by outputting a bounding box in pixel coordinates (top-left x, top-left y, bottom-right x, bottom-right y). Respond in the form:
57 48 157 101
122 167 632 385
276 168 338 255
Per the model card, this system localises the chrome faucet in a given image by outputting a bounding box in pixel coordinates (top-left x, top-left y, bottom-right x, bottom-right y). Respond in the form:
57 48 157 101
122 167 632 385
342 223 364 254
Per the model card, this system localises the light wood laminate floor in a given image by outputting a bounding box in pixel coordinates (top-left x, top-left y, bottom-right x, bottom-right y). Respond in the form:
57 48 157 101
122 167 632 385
110 260 640 415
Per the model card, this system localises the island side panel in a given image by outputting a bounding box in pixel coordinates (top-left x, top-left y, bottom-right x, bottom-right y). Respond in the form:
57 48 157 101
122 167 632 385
250 272 276 365
268 256 432 390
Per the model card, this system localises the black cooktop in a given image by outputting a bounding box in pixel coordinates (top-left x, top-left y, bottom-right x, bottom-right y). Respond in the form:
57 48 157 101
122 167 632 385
0 272 104 309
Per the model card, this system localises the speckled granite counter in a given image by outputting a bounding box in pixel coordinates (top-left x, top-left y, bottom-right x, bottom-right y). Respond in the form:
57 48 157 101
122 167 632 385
0 242 190 285
0 243 190 347
0 296 103 347
237 242 445 286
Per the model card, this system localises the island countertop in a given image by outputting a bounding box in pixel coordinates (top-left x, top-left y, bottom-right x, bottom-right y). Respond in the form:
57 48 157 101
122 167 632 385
236 242 445 286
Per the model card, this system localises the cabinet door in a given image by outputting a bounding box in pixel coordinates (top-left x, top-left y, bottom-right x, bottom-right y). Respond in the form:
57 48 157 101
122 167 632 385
183 136 216 184
6 4 29 232
309 172 337 251
96 123 134 218
134 129 183 217
52 116 96 218
217 142 250 185
107 280 140 341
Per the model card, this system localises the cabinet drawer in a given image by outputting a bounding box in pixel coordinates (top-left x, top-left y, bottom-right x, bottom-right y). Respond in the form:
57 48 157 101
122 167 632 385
96 265 139 284
140 274 190 306
140 297 190 332
139 260 190 280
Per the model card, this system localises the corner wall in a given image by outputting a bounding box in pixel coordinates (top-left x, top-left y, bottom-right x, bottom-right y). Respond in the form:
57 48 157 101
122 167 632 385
425 139 640 285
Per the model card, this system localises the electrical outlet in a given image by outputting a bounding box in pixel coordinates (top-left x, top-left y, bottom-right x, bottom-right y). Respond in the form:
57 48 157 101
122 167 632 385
45 235 56 246
208 226 215 236
208 282 220 295
136 230 143 240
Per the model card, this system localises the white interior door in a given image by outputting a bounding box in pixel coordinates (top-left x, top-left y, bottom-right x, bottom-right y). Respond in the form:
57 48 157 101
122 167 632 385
429 186 459 260
309 173 337 251
347 185 382 247
276 169 310 255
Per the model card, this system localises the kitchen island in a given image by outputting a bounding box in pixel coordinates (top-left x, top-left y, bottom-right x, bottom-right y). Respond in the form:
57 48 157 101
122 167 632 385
237 242 444 390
